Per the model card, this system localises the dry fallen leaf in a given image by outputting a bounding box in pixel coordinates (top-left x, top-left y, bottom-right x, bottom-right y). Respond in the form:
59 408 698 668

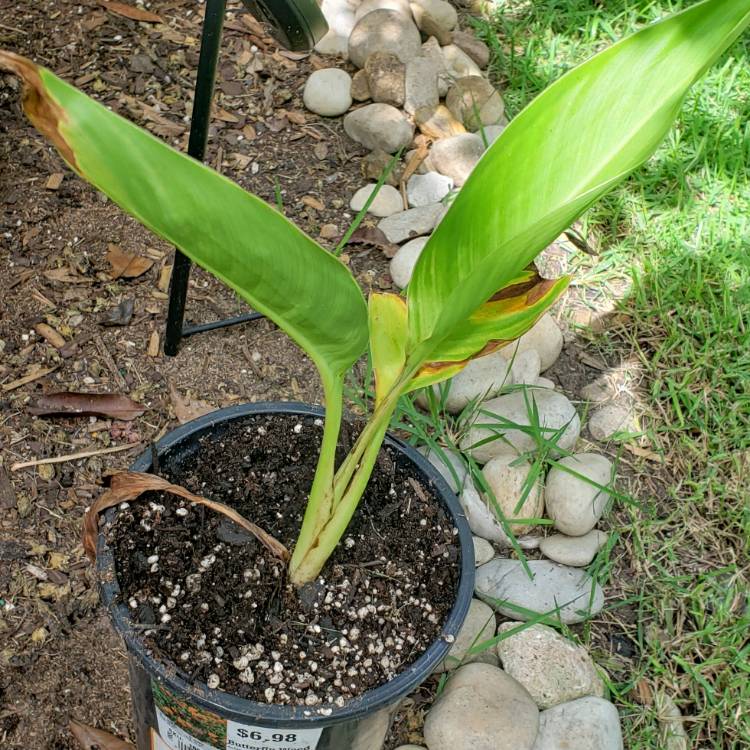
347 226 399 258
623 443 664 463
70 720 135 750
215 107 239 123
43 267 92 284
107 244 154 279
28 392 146 421
96 0 162 23
169 382 214 424
82 472 289 564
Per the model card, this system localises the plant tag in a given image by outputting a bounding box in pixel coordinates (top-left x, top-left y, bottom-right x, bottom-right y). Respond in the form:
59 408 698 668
227 721 322 750
154 712 220 750
151 680 321 750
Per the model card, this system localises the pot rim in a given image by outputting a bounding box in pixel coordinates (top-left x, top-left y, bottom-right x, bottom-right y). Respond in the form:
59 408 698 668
97 401 474 727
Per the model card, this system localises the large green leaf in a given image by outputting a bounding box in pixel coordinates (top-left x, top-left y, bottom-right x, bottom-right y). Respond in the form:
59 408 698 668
0 52 368 386
406 0 750 365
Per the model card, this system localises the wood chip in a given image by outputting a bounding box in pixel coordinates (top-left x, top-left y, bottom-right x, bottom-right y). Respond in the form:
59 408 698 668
96 0 162 23
34 323 66 349
45 173 64 190
302 196 325 211
157 265 172 293
0 467 16 509
147 331 160 357
286 111 306 125
2 364 59 392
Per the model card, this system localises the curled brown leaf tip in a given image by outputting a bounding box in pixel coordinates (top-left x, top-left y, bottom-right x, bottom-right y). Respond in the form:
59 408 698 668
526 277 561 306
0 50 79 171
488 272 543 302
83 471 290 565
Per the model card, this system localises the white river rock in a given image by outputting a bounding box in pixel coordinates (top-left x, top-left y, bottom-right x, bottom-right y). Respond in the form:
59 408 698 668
544 453 613 536
496 622 605 709
475 558 605 624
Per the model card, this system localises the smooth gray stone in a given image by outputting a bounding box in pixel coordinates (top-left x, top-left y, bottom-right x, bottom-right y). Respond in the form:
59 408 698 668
533 697 623 750
475 559 604 624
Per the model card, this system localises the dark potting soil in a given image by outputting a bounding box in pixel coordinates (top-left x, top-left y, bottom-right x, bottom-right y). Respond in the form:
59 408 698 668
108 412 460 712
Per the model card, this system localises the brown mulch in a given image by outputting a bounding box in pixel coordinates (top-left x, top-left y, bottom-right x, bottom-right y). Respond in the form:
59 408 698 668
0 1 396 747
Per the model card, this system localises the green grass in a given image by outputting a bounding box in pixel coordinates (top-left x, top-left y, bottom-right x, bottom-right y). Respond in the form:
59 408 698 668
473 1 750 747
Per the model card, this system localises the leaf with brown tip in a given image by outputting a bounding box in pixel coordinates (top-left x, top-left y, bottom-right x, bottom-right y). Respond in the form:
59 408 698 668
69 720 134 750
83 472 289 563
0 51 78 170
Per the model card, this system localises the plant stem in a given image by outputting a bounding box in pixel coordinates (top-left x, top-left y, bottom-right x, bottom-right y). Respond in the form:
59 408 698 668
288 373 344 577
288 402 397 585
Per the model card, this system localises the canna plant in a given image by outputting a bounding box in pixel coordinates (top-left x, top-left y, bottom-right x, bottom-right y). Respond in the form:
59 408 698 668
2 0 748 586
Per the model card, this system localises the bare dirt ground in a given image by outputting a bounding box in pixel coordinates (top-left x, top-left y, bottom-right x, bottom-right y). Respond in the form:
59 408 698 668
1 1 668 748
0 2 394 746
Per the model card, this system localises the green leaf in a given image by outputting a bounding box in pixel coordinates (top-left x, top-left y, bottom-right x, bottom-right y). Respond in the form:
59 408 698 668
0 52 368 384
406 0 750 363
421 273 570 364
368 293 408 406
405 271 568 392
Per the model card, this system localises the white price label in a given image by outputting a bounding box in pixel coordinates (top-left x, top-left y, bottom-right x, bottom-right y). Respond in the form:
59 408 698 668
227 720 322 750
152 709 321 750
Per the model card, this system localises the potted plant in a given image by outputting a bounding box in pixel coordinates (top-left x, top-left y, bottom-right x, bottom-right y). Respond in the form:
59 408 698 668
2 0 748 747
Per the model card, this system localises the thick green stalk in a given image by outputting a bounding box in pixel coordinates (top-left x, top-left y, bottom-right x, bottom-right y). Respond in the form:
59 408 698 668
289 383 405 585
288 373 344 578
288 401 397 585
328 384 406 509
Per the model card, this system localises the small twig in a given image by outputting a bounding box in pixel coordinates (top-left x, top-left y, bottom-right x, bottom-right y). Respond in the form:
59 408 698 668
93 333 127 391
11 442 142 471
0 22 29 35
2 365 59 392
407 476 429 504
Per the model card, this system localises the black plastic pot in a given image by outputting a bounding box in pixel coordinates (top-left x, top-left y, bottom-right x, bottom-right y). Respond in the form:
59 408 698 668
97 402 474 750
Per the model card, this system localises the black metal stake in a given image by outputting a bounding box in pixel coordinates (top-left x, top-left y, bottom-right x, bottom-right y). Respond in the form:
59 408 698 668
164 0 263 356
